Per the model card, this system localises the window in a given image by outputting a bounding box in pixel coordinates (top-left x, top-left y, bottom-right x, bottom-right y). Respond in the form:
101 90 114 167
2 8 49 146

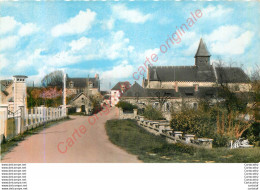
165 102 170 111
194 84 199 92
81 98 84 103
193 103 198 110
153 102 159 108
234 85 240 91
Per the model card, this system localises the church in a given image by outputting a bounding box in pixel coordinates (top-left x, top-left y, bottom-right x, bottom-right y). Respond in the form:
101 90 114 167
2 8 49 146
121 38 251 114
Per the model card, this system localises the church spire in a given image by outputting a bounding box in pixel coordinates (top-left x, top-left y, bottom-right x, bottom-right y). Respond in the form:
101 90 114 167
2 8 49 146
195 38 211 67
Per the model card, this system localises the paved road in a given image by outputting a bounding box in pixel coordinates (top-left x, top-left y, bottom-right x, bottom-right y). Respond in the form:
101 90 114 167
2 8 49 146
1 107 141 163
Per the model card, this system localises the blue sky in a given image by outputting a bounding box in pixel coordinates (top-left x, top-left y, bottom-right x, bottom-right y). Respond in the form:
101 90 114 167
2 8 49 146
0 1 259 90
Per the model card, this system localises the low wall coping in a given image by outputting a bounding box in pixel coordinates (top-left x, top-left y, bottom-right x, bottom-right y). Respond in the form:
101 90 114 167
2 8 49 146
185 134 195 137
174 131 183 134
198 138 213 142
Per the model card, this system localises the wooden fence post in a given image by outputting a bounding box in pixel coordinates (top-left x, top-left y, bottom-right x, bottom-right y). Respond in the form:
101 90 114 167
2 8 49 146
25 108 29 127
31 108 34 125
18 106 25 134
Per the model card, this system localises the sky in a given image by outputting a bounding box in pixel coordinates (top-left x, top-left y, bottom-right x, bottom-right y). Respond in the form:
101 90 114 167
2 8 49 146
0 1 259 90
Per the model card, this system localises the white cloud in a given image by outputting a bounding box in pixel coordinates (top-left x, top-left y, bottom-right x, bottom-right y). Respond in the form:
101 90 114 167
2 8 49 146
0 54 9 71
18 23 39 36
46 51 82 67
210 31 254 55
101 60 134 79
0 36 19 51
102 31 130 60
183 25 254 56
16 48 44 68
69 37 92 51
202 5 233 18
0 16 19 35
51 9 96 37
102 18 115 30
112 4 152 24
205 25 240 43
70 30 133 61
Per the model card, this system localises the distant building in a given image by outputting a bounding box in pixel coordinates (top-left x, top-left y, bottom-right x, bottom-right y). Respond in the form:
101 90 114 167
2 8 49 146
110 81 131 106
122 39 250 113
143 38 250 92
66 74 100 113
68 92 92 113
66 74 100 96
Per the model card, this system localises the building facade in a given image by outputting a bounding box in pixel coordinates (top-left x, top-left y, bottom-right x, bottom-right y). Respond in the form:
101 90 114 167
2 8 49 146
66 74 100 97
122 39 251 113
110 81 131 106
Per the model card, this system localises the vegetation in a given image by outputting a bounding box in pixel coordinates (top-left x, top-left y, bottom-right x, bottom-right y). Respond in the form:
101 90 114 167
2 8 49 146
41 70 64 88
27 87 73 108
116 101 137 112
105 119 260 163
143 105 165 120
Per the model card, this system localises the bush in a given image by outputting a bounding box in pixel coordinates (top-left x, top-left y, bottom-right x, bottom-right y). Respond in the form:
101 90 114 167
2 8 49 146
143 105 165 120
170 109 215 137
242 122 260 145
212 134 230 147
68 107 76 114
116 101 137 112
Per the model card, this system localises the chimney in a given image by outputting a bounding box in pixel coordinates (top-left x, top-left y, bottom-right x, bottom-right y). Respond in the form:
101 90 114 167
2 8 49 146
175 82 178 92
194 84 199 92
95 73 99 79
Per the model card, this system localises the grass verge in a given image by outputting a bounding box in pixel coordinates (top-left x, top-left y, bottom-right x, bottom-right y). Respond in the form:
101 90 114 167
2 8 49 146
105 119 260 163
1 117 70 158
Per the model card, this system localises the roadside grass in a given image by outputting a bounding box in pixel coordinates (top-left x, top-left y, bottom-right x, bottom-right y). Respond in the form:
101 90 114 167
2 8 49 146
105 119 260 163
1 117 70 158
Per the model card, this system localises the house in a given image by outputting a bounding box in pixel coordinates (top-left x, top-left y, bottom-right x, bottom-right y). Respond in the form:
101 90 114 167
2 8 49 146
122 38 250 112
68 92 92 113
110 81 131 106
66 74 100 96
121 81 219 112
0 76 28 112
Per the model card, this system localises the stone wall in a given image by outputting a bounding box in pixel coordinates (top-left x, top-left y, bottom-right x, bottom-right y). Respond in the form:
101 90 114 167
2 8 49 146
135 115 213 149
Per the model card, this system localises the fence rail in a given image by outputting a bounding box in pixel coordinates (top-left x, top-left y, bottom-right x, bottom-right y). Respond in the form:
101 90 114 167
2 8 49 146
0 105 67 143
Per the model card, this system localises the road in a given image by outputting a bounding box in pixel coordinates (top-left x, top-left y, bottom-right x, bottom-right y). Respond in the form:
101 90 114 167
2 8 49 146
1 107 141 163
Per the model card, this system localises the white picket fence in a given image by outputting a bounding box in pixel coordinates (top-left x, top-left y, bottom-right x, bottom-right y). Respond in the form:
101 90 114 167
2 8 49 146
0 104 67 143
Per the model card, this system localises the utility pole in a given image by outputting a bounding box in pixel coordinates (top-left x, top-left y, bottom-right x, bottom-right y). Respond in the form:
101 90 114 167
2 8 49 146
63 70 66 116
87 74 89 115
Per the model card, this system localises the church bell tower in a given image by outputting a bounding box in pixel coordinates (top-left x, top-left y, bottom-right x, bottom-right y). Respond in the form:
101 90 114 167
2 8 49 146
195 38 211 67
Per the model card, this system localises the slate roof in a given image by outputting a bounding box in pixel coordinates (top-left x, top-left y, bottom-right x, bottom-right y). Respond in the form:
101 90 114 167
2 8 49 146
215 67 250 83
121 82 147 97
148 65 250 84
0 80 13 88
195 38 211 57
122 82 219 98
67 78 99 88
149 65 216 82
111 81 131 91
0 82 10 96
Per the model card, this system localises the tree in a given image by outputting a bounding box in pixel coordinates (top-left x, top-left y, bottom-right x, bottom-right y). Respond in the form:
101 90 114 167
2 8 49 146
213 59 257 138
30 88 42 106
41 70 63 88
